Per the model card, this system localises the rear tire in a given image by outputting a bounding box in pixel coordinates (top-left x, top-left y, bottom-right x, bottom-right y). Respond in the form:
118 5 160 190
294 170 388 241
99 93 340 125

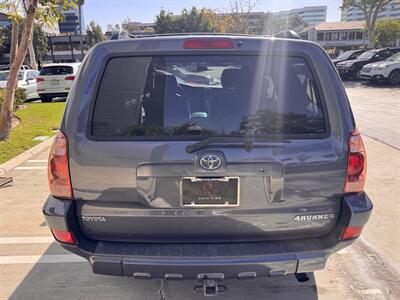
388 70 400 85
40 96 53 103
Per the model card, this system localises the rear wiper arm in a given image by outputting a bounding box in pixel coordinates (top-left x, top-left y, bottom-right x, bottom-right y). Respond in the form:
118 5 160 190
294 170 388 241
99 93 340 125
186 137 256 153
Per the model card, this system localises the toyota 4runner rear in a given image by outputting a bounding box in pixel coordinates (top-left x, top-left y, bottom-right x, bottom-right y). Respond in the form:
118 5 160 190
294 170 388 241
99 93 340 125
43 35 372 287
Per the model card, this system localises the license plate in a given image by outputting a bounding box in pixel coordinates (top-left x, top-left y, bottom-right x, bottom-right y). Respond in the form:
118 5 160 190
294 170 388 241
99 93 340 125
181 177 239 207
51 79 59 85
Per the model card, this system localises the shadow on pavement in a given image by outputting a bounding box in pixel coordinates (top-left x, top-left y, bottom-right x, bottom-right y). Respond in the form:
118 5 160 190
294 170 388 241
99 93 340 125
342 80 399 89
8 244 319 300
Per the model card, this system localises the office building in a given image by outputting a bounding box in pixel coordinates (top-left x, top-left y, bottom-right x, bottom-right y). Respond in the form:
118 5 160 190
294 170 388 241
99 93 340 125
59 8 85 34
299 21 368 54
341 1 400 21
275 6 327 25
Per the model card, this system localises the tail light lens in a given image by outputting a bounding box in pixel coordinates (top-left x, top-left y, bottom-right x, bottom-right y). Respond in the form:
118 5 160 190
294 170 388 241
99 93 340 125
340 226 364 240
51 229 76 244
36 77 44 82
183 39 234 49
48 131 73 199
65 76 75 81
344 129 367 193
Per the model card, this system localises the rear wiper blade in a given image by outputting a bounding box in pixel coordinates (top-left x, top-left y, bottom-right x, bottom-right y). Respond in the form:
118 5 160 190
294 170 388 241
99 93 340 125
186 137 251 153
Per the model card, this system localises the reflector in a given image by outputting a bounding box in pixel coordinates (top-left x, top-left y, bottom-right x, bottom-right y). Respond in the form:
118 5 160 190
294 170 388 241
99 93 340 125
51 229 76 244
341 226 364 240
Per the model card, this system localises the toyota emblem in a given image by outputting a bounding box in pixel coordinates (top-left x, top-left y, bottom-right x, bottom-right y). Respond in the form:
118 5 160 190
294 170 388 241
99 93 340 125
199 154 222 170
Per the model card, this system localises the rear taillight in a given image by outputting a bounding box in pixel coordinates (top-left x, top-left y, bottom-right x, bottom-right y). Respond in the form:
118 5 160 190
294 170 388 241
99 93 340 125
36 77 44 82
48 131 73 199
65 76 75 81
344 129 367 193
340 226 364 240
51 229 76 244
183 38 234 49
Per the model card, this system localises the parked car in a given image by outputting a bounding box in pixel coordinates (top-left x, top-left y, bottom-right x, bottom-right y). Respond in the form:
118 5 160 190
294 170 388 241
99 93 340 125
43 35 372 296
336 48 400 79
0 69 40 99
360 52 400 84
331 49 367 66
36 63 81 102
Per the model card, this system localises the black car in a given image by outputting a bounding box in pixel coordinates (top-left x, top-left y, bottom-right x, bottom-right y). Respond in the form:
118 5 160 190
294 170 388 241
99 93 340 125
336 48 400 79
331 49 367 66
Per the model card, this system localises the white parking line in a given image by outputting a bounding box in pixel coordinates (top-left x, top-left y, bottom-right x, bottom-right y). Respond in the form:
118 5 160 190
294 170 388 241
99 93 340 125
0 236 54 244
14 166 47 170
27 160 48 163
358 289 382 295
0 255 86 264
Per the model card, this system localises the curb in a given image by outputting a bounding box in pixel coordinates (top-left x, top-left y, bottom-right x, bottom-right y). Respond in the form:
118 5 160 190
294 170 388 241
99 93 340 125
0 136 55 176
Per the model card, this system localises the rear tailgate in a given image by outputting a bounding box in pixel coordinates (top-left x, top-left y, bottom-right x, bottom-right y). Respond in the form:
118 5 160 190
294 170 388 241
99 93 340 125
38 65 74 92
66 38 351 243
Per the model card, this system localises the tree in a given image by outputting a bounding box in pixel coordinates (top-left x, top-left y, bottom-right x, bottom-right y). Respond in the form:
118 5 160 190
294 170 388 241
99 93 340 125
0 25 11 49
226 0 258 33
121 17 139 33
155 7 220 34
262 14 306 35
374 19 400 47
0 0 77 140
32 23 48 63
341 0 395 48
86 20 106 47
106 23 120 32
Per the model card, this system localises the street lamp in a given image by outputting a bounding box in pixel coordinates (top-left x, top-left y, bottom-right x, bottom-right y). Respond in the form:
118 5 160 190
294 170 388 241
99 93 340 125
78 0 85 60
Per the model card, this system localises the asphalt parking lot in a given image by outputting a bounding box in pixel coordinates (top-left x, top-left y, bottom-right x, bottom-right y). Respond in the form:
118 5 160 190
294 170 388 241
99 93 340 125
0 82 399 300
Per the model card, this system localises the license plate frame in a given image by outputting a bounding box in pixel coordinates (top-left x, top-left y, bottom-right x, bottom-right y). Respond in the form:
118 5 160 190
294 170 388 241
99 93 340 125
51 79 60 86
180 177 240 208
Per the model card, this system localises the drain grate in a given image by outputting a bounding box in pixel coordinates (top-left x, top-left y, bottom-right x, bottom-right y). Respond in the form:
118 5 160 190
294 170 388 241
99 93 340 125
0 177 13 188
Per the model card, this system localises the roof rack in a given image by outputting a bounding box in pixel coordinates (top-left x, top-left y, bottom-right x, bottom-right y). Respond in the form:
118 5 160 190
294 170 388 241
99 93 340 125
109 31 271 40
273 30 301 39
109 30 301 41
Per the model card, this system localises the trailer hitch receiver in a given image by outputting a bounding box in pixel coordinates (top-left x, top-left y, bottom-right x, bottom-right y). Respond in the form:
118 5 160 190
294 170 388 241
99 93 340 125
195 273 226 297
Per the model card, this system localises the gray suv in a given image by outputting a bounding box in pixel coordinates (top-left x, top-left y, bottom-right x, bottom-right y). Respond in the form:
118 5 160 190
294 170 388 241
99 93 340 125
43 34 372 295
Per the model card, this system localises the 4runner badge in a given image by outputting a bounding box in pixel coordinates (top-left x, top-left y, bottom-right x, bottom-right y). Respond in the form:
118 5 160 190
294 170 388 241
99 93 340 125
81 216 107 222
294 213 335 222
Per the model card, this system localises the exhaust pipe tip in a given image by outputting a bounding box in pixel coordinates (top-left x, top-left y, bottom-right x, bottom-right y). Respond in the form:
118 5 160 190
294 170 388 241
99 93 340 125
295 273 310 283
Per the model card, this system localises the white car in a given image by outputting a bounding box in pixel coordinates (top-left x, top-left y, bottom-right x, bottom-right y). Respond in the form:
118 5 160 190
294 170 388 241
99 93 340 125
360 52 400 84
0 69 40 99
36 63 81 102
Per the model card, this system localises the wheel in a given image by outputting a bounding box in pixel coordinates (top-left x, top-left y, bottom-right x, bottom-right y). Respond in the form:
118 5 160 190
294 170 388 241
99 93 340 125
388 70 400 85
40 96 53 103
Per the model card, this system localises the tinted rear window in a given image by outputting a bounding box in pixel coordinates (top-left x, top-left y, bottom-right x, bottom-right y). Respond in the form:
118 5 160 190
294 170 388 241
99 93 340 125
40 66 73 76
92 55 326 138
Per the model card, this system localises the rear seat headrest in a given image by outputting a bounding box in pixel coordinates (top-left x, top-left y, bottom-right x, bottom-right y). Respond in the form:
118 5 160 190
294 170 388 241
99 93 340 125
152 72 178 96
221 68 243 89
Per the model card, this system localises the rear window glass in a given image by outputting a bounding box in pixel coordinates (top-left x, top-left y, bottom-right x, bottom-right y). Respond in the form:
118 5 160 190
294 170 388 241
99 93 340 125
40 66 73 76
92 55 326 138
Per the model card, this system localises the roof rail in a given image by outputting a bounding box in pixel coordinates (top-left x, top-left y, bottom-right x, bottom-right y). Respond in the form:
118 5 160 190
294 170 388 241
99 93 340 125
110 30 131 40
109 31 268 40
274 30 301 40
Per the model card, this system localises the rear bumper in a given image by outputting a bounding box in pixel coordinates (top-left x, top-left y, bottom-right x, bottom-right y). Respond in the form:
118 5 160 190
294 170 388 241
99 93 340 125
360 73 387 81
43 193 372 279
38 92 69 98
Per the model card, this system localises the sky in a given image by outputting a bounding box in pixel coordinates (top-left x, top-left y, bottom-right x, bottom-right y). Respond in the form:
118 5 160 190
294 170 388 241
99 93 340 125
83 0 343 29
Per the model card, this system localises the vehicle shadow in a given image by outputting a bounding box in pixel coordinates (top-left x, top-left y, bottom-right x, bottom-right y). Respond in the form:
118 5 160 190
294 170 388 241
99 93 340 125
342 80 399 89
7 243 318 300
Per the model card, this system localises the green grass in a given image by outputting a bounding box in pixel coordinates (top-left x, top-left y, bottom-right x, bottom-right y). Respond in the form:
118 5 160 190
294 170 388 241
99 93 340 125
0 102 66 164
